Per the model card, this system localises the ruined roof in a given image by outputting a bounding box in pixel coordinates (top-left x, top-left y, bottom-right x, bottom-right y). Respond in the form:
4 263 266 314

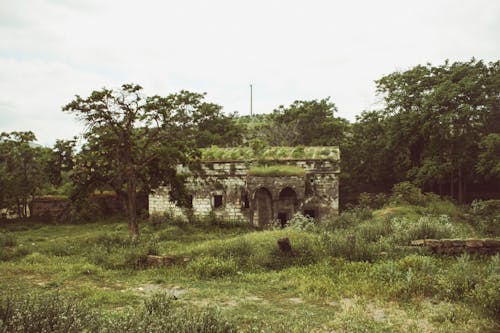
200 146 339 162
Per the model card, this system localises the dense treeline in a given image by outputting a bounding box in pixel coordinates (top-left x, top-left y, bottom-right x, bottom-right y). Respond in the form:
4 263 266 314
1 59 499 234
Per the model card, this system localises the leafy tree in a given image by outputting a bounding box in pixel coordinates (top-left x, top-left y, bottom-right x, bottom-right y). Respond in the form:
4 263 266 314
0 132 49 218
193 104 243 148
46 138 77 187
270 98 348 146
476 133 500 180
376 59 500 203
63 84 227 237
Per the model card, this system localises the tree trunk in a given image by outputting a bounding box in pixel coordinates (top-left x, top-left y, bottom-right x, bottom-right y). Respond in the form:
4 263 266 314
458 167 464 204
127 175 139 238
450 172 455 200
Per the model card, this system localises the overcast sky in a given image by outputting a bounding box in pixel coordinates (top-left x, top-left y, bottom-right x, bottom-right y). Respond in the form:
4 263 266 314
1 0 499 146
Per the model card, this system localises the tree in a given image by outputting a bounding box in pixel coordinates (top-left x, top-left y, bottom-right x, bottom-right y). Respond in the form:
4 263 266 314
376 59 500 203
46 138 77 188
63 84 227 237
0 131 49 218
476 133 500 180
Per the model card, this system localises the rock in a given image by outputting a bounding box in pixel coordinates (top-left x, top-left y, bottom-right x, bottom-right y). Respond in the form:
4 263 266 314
277 237 296 256
146 255 176 267
465 239 483 248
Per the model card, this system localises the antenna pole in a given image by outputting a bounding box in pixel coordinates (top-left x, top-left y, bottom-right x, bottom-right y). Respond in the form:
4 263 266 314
250 84 253 116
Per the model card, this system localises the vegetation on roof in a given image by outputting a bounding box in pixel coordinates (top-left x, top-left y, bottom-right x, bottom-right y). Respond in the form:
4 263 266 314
247 165 306 177
200 145 339 161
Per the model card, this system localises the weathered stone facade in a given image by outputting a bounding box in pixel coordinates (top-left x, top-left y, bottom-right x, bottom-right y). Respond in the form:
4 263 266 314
149 147 340 227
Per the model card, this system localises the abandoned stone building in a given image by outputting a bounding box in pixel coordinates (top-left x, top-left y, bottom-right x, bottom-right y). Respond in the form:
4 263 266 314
149 146 340 227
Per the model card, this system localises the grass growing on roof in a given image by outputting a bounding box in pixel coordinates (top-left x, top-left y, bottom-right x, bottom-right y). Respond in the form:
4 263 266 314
248 165 306 177
200 146 339 161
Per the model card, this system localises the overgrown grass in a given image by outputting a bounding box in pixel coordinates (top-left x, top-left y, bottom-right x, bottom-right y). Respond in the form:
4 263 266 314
0 196 499 332
247 165 306 177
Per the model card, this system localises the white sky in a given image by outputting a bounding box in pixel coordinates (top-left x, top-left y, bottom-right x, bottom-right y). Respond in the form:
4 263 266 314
1 0 499 146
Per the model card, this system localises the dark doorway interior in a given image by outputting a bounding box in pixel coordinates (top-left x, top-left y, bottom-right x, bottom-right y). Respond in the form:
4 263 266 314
255 188 272 227
278 212 288 227
304 209 316 218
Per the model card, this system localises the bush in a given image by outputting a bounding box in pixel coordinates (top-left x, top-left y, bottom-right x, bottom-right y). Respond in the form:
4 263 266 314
0 292 97 333
471 274 500 318
188 256 239 279
390 215 457 245
437 254 481 301
319 231 383 262
321 207 373 231
0 292 237 333
469 200 500 236
390 182 428 206
0 233 16 247
359 192 388 209
286 213 316 231
374 255 439 299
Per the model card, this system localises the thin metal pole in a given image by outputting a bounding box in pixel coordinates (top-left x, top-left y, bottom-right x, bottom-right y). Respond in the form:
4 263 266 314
250 84 253 116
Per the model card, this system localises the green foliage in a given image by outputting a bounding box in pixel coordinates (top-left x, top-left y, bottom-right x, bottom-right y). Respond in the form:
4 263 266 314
389 215 458 245
476 133 500 179
0 233 16 247
200 145 339 161
188 256 239 279
374 255 440 299
469 200 500 236
0 131 51 218
358 192 388 209
0 292 97 333
286 213 316 231
390 182 428 206
248 165 305 177
0 292 237 333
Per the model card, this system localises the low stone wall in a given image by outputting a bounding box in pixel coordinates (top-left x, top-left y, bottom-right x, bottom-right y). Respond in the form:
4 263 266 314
411 239 500 255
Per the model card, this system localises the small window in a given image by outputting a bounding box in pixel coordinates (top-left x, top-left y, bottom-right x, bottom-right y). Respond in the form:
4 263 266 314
214 195 223 208
243 194 249 209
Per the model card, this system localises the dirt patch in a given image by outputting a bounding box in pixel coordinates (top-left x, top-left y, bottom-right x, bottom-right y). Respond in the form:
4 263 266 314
132 284 188 297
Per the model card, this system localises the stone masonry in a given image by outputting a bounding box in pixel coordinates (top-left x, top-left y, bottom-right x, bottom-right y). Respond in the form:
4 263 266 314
149 146 340 227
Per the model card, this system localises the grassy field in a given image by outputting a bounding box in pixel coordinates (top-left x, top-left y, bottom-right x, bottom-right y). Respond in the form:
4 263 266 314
1 200 499 332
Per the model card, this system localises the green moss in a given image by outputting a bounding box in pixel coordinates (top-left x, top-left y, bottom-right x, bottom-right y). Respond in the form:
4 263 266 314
199 146 339 161
248 165 306 177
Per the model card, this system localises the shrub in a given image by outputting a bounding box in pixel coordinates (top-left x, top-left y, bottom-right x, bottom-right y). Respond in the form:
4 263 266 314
374 255 439 299
0 292 97 333
390 215 457 245
469 200 500 236
0 233 16 247
359 192 388 209
187 256 239 279
319 231 382 261
390 181 428 206
0 292 237 333
437 254 481 301
287 213 316 231
320 207 373 231
471 274 500 318
356 219 392 242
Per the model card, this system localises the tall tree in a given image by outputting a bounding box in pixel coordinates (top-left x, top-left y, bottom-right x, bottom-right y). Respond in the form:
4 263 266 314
0 131 49 218
63 84 227 237
376 59 500 203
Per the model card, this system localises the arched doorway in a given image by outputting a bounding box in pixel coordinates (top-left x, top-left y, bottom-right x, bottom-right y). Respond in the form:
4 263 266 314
278 187 297 227
254 187 272 227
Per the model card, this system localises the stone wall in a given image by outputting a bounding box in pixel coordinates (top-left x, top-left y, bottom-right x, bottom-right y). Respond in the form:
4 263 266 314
411 239 500 255
149 156 340 225
31 193 148 220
